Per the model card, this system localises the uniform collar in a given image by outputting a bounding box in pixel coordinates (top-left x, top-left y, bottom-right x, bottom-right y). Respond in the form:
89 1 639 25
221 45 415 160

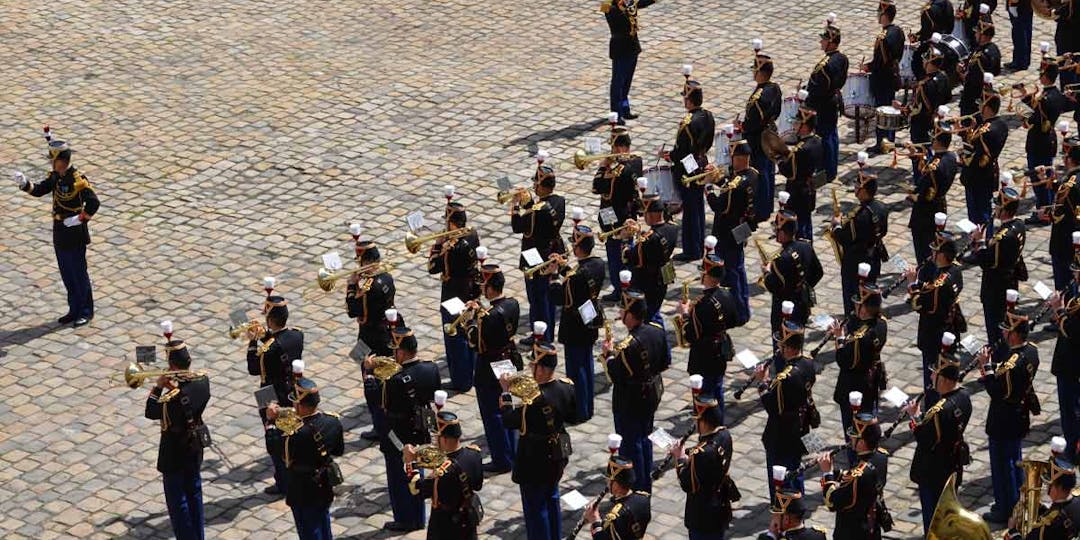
1009 341 1029 351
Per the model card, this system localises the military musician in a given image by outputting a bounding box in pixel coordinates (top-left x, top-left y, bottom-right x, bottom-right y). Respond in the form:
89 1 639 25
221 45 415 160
345 240 396 442
499 341 578 539
805 16 848 183
145 337 211 540
910 0 956 82
864 0 905 154
405 411 484 540
510 159 565 343
776 107 824 240
763 210 824 336
602 0 657 122
908 129 957 264
621 193 678 322
265 377 345 539
549 225 606 422
676 255 744 419
670 395 738 539
706 139 756 319
584 456 652 540
963 186 1027 344
593 126 643 301
904 353 973 533
764 488 828 540
743 45 782 226
465 264 521 474
901 231 965 391
373 325 441 532
901 44 951 181
830 172 889 317
1022 59 1069 225
1005 447 1080 539
958 7 1002 116
14 134 100 327
1050 251 1080 460
818 411 889 540
957 0 996 45
429 200 482 392
603 289 670 493
829 285 888 438
959 77 1010 235
1046 144 1080 290
661 79 715 262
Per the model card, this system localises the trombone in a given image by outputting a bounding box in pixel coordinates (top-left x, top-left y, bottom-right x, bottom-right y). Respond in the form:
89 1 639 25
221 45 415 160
443 303 485 336
404 227 474 254
572 150 640 170
316 260 394 292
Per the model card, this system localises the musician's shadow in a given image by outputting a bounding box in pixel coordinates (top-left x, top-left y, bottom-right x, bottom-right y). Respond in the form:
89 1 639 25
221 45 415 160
726 500 772 538
331 483 392 521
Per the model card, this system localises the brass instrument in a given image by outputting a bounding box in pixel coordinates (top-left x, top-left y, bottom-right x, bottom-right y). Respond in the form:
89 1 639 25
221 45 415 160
821 188 843 265
600 321 614 384
316 260 394 292
1010 460 1050 536
405 227 474 254
443 305 483 336
274 407 304 436
753 238 778 287
368 356 402 381
681 166 724 187
938 113 981 135
1033 0 1066 19
411 445 449 469
673 280 692 349
598 220 638 242
497 187 533 205
116 361 203 389
228 319 264 340
507 373 541 405
523 254 567 278
572 150 640 170
927 473 992 540
760 130 791 161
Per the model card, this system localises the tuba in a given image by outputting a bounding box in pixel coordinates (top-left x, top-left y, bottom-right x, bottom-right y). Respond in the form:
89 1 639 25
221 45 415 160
1010 460 1050 536
927 473 992 540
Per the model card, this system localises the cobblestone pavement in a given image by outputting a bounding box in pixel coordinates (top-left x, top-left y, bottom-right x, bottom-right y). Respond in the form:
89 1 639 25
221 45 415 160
0 0 1069 538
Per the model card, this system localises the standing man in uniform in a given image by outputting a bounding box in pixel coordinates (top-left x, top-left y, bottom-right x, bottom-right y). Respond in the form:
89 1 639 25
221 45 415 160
911 0 956 82
963 186 1027 345
959 79 1010 235
429 201 481 392
958 0 997 44
742 48 782 225
593 127 643 301
767 487 828 540
670 395 738 539
901 46 950 181
622 193 679 322
805 17 849 183
1005 452 1080 539
829 285 888 438
1050 254 1080 461
908 130 957 264
246 291 304 497
1005 0 1033 71
830 172 889 316
976 312 1040 524
145 337 211 540
549 225 606 422
602 289 670 493
676 255 745 419
345 240 396 442
15 135 100 327
905 353 973 534
602 0 657 122
266 378 345 540
374 325 441 532
958 9 1002 116
500 342 578 539
777 108 824 240
466 264 520 474
1047 147 1080 290
763 211 825 335
865 0 905 154
511 159 565 343
1023 60 1069 225
902 231 964 391
706 140 756 319
584 456 652 540
819 412 888 540
405 411 484 540
664 79 716 262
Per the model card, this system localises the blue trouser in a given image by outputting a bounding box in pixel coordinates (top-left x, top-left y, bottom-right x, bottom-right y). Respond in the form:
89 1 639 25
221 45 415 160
817 123 840 181
1058 376 1080 462
565 344 595 421
984 300 1005 346
265 427 289 493
700 374 725 425
681 188 706 259
163 468 204 540
363 378 387 436
291 505 333 540
989 437 1023 514
752 148 776 223
475 381 517 469
520 482 562 540
965 178 995 237
605 238 626 295
383 446 425 527
873 87 897 146
525 276 555 341
55 244 93 319
796 209 813 242
614 409 655 492
765 448 803 500
1009 7 1034 68
610 55 638 118
442 310 476 391
689 530 727 540
919 477 947 533
1053 249 1073 291
719 242 750 323
1030 154 1054 208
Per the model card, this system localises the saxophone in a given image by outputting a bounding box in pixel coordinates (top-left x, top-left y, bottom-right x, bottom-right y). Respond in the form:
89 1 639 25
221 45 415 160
1009 460 1050 537
821 187 844 265
672 280 692 349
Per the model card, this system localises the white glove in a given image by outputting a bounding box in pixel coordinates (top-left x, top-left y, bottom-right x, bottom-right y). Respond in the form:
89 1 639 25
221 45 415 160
13 171 27 189
62 215 82 227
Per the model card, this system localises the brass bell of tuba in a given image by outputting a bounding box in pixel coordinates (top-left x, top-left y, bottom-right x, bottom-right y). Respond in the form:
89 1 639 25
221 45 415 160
927 473 992 540
1010 460 1050 536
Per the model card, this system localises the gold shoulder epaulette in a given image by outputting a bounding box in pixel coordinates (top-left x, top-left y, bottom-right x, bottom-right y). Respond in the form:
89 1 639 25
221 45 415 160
813 526 828 533
647 321 663 330
878 448 890 456
559 376 575 385
323 410 341 418
466 444 482 452
72 170 91 192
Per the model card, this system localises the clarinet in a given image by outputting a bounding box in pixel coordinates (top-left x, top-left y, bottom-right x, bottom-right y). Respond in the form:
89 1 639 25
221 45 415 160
651 424 698 481
785 445 845 481
808 316 847 357
732 360 770 399
567 489 610 539
882 392 925 439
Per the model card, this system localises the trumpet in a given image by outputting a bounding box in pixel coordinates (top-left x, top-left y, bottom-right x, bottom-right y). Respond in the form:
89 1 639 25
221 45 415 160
405 227 474 254
523 254 568 278
497 187 533 205
598 220 639 242
672 280 692 349
228 320 264 340
116 361 203 389
443 304 483 336
572 150 640 170
938 113 981 134
681 166 725 187
316 260 394 292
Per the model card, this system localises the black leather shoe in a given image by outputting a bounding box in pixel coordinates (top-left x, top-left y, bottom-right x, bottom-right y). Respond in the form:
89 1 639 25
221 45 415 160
263 485 283 496
623 112 639 120
383 521 423 532
864 144 884 156
73 317 90 328
360 430 380 442
58 314 75 324
482 462 512 474
601 291 622 302
981 510 1009 523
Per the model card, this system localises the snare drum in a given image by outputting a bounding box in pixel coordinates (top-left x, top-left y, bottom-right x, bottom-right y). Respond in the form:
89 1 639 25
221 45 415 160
842 72 874 119
777 97 800 139
940 34 969 84
899 44 916 89
646 165 681 206
714 124 734 168
875 106 908 131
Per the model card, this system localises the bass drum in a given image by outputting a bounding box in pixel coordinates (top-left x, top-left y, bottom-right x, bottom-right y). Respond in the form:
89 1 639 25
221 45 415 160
842 72 874 119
